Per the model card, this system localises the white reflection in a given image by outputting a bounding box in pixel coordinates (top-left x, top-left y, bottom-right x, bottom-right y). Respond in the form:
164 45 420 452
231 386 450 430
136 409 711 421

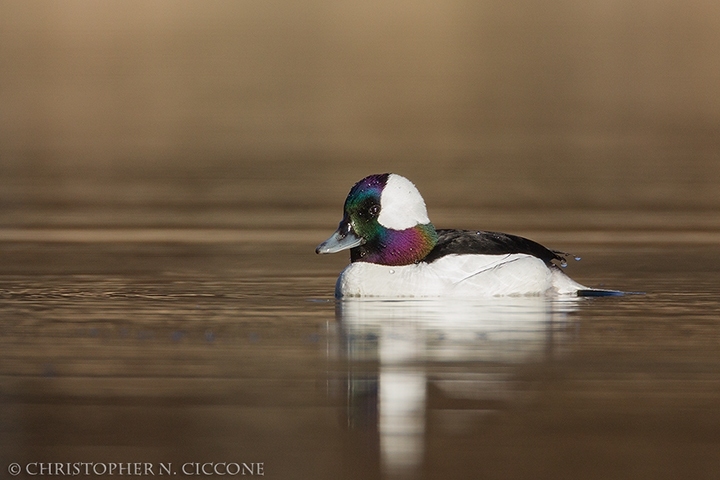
332 296 580 478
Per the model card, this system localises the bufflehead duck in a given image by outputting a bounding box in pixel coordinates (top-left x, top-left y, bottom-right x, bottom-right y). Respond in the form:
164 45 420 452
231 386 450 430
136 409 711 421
316 173 617 297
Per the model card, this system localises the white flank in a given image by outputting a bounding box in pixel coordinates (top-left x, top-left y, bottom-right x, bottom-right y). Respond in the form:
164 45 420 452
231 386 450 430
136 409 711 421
335 254 589 297
377 174 430 230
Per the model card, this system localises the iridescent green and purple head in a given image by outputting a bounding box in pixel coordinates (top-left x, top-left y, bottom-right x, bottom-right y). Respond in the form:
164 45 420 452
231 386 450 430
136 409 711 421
316 173 438 266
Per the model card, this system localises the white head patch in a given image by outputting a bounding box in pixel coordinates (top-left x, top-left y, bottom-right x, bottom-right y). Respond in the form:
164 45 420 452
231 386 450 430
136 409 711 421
377 174 431 230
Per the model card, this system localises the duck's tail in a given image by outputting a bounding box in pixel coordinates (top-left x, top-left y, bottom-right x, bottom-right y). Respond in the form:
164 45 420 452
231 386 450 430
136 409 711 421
576 288 626 297
550 266 633 297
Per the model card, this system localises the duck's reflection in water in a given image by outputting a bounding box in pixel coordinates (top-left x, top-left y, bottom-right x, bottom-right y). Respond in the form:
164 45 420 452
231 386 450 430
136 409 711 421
329 296 580 478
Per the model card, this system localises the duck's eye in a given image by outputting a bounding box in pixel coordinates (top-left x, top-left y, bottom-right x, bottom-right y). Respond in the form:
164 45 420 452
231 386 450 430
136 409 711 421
368 204 380 217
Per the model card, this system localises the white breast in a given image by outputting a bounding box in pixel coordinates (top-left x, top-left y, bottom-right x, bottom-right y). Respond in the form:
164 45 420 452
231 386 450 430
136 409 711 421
335 254 587 297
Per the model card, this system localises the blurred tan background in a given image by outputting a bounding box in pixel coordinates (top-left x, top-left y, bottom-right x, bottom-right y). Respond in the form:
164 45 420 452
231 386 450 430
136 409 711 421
1 0 719 230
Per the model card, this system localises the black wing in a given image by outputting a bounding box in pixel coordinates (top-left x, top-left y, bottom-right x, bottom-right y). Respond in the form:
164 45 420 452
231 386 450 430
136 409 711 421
423 229 567 265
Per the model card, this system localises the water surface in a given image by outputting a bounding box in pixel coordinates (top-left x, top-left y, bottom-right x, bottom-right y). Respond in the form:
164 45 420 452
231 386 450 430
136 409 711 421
1 236 719 479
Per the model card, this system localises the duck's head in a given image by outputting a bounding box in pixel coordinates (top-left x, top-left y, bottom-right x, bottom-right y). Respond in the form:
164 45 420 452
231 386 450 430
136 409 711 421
316 173 438 266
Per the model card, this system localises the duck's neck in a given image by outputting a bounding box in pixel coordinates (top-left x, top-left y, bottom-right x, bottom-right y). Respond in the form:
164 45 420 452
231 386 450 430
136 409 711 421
350 223 438 266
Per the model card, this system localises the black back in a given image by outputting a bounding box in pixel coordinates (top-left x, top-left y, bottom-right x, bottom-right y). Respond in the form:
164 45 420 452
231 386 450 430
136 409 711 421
423 229 566 265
